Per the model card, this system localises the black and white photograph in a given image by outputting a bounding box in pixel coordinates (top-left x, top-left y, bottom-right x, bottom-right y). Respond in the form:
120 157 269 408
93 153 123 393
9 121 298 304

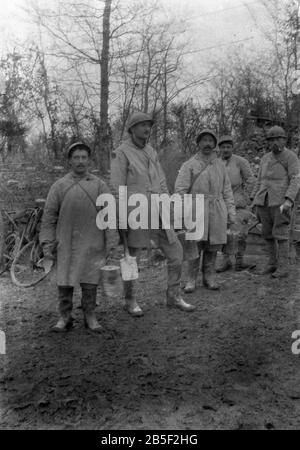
0 0 300 432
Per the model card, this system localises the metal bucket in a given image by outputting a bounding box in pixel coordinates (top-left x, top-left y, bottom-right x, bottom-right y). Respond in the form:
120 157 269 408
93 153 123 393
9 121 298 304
100 264 122 298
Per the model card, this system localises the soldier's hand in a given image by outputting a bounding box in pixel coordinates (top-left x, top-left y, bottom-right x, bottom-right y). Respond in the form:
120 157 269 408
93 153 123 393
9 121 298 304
280 199 293 216
38 254 54 274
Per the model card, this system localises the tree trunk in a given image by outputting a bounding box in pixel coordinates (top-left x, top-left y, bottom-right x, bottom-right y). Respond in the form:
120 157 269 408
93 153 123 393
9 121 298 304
100 0 113 173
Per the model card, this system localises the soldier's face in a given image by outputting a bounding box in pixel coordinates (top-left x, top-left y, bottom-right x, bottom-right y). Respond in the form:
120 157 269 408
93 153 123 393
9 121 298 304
268 137 285 154
198 134 216 155
131 121 152 141
219 143 233 160
69 149 90 174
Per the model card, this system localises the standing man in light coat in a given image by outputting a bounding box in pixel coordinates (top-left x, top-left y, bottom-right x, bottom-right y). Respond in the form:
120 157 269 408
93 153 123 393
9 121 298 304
110 111 195 317
175 129 236 292
251 126 300 278
217 135 256 272
40 141 110 332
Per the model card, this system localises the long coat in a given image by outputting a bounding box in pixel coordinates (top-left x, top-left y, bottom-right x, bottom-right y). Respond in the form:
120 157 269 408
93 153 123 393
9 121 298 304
222 154 255 208
252 148 300 206
39 172 110 286
110 138 177 248
174 151 236 245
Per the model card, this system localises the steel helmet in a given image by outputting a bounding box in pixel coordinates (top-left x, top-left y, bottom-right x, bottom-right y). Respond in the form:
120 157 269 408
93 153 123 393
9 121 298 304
196 129 217 147
218 135 233 146
266 126 287 140
127 111 154 132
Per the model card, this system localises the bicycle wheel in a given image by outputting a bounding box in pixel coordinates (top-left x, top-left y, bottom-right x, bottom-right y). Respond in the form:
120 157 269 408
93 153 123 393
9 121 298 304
11 240 50 287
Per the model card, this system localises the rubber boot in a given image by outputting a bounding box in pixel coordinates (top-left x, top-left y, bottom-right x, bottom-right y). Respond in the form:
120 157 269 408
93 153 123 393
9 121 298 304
123 280 143 317
81 284 102 332
258 239 277 275
216 253 232 273
52 286 74 332
272 240 289 278
202 251 220 290
235 239 256 271
166 286 195 312
184 257 200 293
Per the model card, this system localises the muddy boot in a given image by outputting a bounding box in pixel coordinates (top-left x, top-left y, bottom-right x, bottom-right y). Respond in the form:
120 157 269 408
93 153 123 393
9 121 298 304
184 257 200 293
166 287 195 312
289 242 297 265
216 253 232 273
202 251 220 290
123 280 143 317
52 286 74 332
258 239 277 275
81 284 102 332
235 239 256 271
272 240 289 279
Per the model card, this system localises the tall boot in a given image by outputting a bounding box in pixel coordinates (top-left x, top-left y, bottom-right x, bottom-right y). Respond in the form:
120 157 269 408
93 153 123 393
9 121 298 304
272 240 289 278
235 239 256 271
184 257 200 293
123 280 143 317
202 250 220 290
258 239 277 274
166 286 196 312
81 283 102 332
216 252 232 273
52 286 74 332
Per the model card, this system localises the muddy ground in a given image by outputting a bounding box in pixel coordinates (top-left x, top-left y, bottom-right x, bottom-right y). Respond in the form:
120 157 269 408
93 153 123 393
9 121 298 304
1 253 300 430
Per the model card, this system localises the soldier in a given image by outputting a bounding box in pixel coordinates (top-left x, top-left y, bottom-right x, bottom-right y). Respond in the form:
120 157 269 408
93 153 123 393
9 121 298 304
40 141 110 332
110 111 195 317
251 126 300 278
174 129 236 292
217 135 256 272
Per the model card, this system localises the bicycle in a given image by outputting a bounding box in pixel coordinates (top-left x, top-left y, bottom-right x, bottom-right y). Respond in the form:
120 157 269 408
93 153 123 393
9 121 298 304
1 202 52 287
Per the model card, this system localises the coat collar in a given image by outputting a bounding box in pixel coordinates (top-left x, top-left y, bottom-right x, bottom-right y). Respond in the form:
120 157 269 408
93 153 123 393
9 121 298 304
69 171 93 181
195 150 218 164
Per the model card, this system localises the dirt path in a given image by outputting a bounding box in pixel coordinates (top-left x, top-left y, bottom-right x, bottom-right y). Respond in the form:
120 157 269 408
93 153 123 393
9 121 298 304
1 258 300 429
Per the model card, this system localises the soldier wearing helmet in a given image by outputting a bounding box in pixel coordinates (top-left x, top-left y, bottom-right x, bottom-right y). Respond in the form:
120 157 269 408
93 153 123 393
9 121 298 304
217 135 256 272
251 126 300 278
174 129 236 292
110 111 195 316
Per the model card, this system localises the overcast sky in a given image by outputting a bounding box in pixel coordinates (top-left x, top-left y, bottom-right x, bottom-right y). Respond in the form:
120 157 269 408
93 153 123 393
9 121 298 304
0 0 272 57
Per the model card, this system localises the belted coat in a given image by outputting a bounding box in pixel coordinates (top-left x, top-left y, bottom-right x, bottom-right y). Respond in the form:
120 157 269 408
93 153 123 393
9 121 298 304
174 151 236 245
39 172 110 286
110 138 177 248
222 154 255 208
